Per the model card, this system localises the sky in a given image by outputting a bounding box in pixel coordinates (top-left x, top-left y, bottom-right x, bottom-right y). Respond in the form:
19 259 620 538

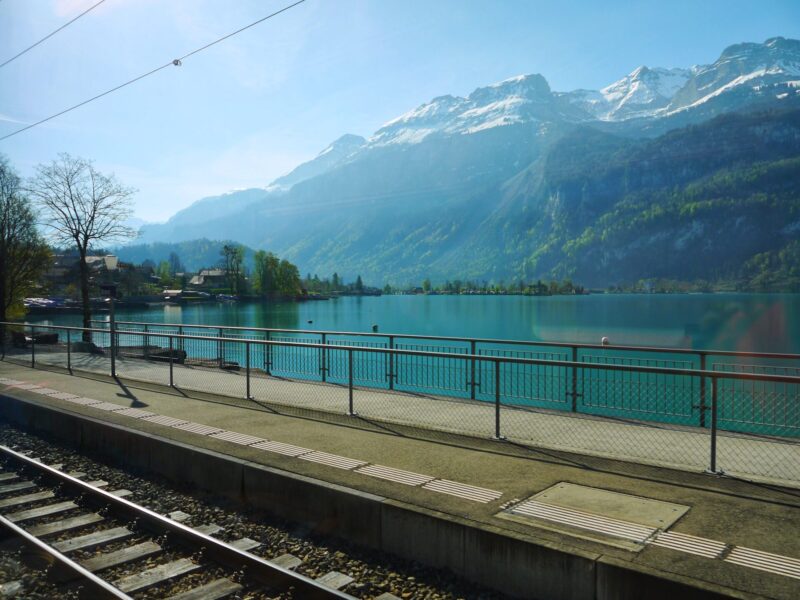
1 0 799 223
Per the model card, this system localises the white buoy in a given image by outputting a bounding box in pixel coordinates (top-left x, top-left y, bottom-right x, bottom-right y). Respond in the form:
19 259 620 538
601 336 610 346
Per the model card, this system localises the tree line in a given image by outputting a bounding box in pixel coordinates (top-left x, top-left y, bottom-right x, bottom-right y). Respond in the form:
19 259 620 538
383 278 586 295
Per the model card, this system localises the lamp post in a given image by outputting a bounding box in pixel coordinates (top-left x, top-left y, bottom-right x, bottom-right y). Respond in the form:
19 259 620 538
100 284 117 377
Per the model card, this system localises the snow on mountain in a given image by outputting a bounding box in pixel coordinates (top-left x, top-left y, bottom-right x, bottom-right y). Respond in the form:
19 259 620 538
368 74 582 146
565 66 692 121
667 37 800 113
271 133 366 189
334 37 800 149
141 36 800 241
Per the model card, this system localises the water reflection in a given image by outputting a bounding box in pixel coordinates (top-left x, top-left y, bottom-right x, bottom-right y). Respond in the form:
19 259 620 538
21 294 800 354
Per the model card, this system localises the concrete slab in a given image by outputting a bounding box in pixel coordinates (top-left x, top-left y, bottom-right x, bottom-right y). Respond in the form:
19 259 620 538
532 482 690 528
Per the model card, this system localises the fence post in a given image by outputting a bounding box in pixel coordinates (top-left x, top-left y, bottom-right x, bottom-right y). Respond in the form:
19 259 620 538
571 346 579 412
708 377 719 474
493 360 504 440
110 321 116 380
67 330 71 374
470 340 477 400
168 336 174 387
321 333 327 382
388 336 395 390
246 340 251 399
178 326 184 352
144 325 149 359
218 328 224 367
699 353 707 428
348 348 356 416
265 331 271 375
30 325 35 368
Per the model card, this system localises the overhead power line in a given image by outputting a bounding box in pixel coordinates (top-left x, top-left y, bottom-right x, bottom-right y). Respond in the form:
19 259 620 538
0 0 306 142
0 0 107 69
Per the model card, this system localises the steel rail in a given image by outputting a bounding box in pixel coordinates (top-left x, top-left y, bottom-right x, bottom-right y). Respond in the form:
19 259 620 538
0 445 352 599
89 319 800 361
7 322 800 384
0 514 133 599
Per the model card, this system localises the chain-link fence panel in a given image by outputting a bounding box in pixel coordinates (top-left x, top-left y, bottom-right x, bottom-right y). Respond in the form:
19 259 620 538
713 371 800 484
499 378 712 473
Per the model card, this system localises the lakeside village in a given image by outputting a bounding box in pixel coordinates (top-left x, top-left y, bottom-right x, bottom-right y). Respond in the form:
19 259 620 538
24 248 593 314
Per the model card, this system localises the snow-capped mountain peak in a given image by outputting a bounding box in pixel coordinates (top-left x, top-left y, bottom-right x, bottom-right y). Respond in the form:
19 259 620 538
369 73 581 146
580 65 693 120
667 37 800 112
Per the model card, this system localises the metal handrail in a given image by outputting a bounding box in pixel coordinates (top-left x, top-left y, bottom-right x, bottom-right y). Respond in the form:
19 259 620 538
88 318 800 361
5 321 799 479
6 322 800 384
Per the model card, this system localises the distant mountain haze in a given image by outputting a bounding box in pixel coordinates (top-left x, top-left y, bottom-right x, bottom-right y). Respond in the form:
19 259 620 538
133 37 800 288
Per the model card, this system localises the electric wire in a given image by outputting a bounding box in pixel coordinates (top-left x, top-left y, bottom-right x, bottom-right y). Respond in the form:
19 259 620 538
0 0 107 69
0 0 306 142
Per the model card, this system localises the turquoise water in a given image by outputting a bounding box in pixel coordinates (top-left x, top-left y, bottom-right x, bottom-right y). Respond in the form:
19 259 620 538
24 293 800 354
21 294 800 436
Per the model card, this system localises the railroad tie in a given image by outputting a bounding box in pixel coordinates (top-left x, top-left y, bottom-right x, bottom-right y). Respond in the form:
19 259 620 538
80 540 161 572
230 537 261 552
26 513 104 537
6 500 77 523
166 578 243 600
0 481 36 495
114 558 200 593
194 523 223 536
316 571 354 590
168 510 191 522
52 526 134 553
271 553 302 570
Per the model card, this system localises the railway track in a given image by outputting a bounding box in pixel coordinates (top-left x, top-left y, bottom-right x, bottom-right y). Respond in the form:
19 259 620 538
0 445 355 599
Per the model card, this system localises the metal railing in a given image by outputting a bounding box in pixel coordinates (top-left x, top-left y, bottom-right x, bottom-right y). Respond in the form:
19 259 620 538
92 319 800 427
3 321 800 486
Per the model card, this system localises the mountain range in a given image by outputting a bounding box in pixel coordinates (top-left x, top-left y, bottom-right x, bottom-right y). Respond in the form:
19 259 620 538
130 37 800 288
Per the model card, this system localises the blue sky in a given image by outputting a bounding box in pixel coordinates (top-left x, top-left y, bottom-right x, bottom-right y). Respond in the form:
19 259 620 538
1 0 799 222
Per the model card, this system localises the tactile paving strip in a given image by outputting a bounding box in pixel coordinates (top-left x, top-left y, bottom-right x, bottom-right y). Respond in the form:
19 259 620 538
210 431 266 446
91 402 127 412
171 422 224 436
62 397 103 406
422 479 502 503
299 451 367 470
142 415 188 427
651 531 727 559
508 499 656 543
30 388 60 396
47 392 80 400
725 546 800 580
251 440 311 457
11 383 41 390
355 464 434 487
115 408 156 419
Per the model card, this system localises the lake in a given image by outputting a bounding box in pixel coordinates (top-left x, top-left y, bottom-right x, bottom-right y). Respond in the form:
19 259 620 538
23 293 800 354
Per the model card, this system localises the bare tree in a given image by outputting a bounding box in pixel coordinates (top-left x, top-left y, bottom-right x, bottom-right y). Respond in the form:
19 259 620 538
28 154 136 342
220 244 244 295
0 156 50 329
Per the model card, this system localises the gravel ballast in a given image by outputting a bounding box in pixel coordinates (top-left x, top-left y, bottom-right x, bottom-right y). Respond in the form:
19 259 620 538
0 423 513 599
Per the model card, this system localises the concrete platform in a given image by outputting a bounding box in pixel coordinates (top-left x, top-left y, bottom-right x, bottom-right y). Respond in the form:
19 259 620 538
10 349 800 488
1 361 799 600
